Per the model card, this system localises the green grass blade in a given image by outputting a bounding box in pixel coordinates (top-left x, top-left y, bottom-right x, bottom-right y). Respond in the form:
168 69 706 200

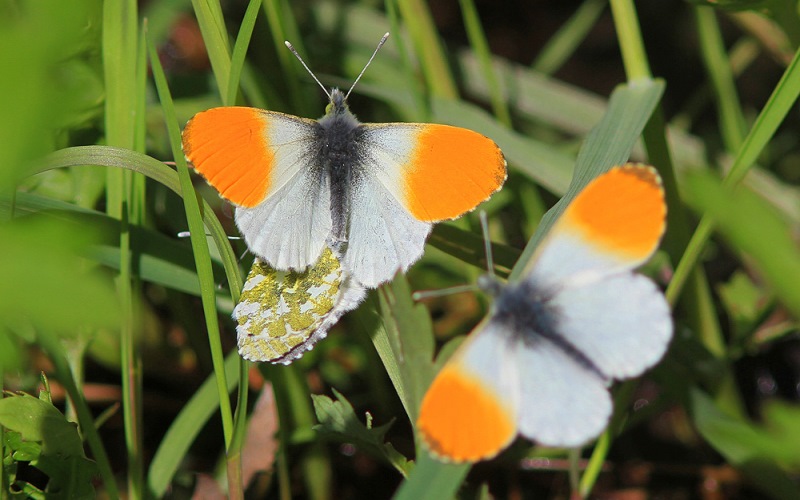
146 25 236 468
532 0 606 75
34 146 243 296
695 6 747 152
227 0 262 106
262 0 309 114
394 451 468 500
609 0 651 80
458 0 511 126
190 0 232 100
684 171 800 318
668 43 800 303
396 0 458 98
102 2 141 496
147 352 241 496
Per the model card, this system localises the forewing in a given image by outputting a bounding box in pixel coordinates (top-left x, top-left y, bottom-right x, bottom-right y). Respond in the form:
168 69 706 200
183 107 331 270
358 123 507 222
343 123 505 287
528 165 666 289
417 320 520 463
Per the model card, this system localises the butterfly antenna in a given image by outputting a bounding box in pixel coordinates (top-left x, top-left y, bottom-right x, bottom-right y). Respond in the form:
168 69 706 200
345 32 390 100
412 283 479 301
284 40 332 100
177 231 242 240
479 211 495 277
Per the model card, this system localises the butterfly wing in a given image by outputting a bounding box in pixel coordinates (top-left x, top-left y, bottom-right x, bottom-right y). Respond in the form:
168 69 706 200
234 245 366 364
344 123 507 287
548 272 672 380
182 107 331 270
514 335 612 447
528 165 667 290
417 319 520 463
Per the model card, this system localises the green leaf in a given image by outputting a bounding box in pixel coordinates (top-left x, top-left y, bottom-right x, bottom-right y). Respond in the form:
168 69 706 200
312 389 411 476
0 394 84 457
0 393 98 498
374 276 436 424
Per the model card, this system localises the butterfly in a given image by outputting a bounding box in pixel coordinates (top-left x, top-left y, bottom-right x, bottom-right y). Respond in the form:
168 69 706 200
181 34 506 362
417 164 673 462
181 34 506 290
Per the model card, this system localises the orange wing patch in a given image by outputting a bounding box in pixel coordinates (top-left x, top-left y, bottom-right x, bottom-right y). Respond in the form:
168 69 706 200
563 164 666 260
417 364 516 462
182 107 273 208
403 125 506 221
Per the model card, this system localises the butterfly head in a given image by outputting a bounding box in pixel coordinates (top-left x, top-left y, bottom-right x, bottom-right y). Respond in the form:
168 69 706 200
477 273 503 298
325 88 350 116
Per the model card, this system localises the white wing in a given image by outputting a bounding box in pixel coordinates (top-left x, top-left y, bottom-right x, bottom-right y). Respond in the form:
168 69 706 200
515 335 612 447
548 272 672 380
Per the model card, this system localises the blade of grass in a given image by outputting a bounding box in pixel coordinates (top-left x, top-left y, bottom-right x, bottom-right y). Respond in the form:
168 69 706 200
190 0 232 100
668 43 800 303
260 363 330 499
262 0 310 114
102 1 141 497
34 147 243 300
395 0 458 98
394 451 468 500
684 172 800 318
227 0 263 106
532 0 606 75
385 0 430 120
148 31 237 496
695 6 747 152
147 351 241 497
458 0 511 127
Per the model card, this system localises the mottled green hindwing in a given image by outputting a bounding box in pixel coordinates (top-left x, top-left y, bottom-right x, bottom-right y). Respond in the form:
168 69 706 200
234 245 366 364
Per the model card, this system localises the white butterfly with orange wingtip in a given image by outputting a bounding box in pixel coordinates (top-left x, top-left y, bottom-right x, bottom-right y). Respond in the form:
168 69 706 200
417 164 673 462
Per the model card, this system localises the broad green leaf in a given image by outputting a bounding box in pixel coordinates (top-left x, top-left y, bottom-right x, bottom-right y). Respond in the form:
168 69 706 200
0 393 97 498
0 394 84 457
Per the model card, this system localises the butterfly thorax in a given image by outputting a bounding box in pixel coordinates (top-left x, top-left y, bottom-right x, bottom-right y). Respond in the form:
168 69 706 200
317 89 365 242
493 280 608 380
493 281 557 343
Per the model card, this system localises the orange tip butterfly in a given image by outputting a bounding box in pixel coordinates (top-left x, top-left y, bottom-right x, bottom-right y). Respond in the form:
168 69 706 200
417 164 673 462
181 33 507 290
